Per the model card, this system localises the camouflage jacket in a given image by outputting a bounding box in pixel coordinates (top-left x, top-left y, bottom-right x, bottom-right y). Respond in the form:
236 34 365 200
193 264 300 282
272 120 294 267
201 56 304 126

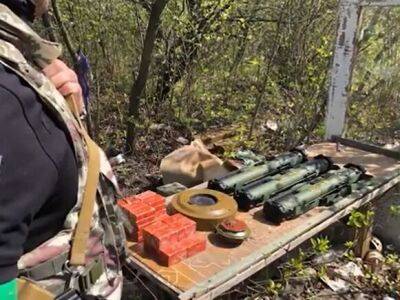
0 4 126 298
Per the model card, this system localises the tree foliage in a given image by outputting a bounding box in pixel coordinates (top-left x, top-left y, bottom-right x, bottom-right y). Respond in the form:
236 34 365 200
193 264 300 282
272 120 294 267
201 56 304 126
43 0 399 152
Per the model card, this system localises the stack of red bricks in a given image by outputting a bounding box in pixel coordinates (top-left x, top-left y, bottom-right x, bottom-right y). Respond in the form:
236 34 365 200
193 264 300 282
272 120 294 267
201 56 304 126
118 191 206 266
143 214 206 266
118 191 166 242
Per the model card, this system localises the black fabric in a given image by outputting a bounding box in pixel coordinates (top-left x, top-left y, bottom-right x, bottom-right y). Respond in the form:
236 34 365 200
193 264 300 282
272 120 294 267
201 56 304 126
0 0 36 22
0 64 78 283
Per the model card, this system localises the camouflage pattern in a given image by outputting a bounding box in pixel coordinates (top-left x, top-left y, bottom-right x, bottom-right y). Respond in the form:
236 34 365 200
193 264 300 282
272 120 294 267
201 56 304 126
208 150 306 194
0 4 125 298
263 165 365 223
235 156 332 210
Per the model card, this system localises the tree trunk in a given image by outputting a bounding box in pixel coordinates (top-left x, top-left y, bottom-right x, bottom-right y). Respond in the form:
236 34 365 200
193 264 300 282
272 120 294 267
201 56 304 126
125 0 169 152
51 0 78 66
154 1 234 106
248 2 287 139
42 13 58 42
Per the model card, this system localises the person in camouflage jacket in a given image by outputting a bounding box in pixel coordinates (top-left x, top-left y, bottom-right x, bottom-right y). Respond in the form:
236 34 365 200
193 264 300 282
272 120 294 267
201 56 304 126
0 1 126 299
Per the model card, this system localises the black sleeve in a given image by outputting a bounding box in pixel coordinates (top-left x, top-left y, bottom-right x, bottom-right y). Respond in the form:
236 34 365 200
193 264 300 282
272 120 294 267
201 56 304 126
0 83 58 283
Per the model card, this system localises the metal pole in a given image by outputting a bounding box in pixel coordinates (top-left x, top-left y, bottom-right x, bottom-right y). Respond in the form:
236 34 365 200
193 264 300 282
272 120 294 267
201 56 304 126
361 0 400 6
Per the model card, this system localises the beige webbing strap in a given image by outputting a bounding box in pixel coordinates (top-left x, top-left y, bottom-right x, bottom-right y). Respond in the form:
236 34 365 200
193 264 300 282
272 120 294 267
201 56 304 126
18 278 55 300
66 95 101 266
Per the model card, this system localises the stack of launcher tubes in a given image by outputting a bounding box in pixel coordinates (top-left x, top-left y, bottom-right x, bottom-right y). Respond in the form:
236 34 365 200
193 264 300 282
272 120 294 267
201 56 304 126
209 149 370 223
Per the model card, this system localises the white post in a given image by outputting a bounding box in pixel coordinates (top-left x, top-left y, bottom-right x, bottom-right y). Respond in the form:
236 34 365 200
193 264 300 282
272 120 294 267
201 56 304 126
325 0 361 139
361 0 400 6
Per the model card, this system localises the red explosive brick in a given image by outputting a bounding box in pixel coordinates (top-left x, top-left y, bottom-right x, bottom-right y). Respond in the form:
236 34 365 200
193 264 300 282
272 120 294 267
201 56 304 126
117 196 139 206
136 223 155 232
142 222 163 248
168 213 185 222
146 199 165 211
117 199 130 210
135 214 156 227
135 227 154 243
143 240 156 255
118 191 169 244
157 227 179 248
118 200 149 221
143 216 207 266
128 204 156 223
137 191 165 211
185 234 206 258
180 215 196 230
134 222 155 232
167 214 195 227
158 214 171 224
124 227 135 240
133 232 143 243
126 227 143 243
164 214 196 241
158 243 187 266
119 192 165 219
179 223 196 241
153 209 167 218
125 195 140 204
143 224 180 250
154 204 166 212
155 234 207 266
127 202 148 211
136 222 171 243
142 221 162 235
136 191 158 200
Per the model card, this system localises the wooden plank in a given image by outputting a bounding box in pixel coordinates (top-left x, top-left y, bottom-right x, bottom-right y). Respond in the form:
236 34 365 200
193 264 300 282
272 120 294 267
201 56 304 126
126 143 400 299
180 176 400 300
332 136 400 160
128 241 210 292
353 206 373 258
325 0 361 139
125 256 183 295
306 143 399 178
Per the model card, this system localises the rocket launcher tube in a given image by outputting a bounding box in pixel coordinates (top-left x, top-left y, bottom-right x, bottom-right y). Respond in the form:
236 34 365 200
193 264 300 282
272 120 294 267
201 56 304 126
235 155 332 210
264 164 365 223
208 150 306 194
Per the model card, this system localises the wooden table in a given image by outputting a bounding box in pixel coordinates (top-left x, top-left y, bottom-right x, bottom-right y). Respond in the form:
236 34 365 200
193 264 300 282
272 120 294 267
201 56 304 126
126 142 400 300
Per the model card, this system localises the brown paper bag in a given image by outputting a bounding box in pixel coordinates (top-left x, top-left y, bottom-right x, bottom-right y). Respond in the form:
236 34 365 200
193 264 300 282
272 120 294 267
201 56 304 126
160 139 229 187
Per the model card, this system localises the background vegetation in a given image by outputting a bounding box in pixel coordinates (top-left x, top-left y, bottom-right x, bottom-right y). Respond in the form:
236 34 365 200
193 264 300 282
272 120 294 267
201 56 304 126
36 2 400 297
40 0 400 155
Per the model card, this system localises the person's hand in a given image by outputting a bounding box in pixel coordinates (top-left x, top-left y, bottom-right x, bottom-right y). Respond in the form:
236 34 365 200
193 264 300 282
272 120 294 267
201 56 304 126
43 59 85 114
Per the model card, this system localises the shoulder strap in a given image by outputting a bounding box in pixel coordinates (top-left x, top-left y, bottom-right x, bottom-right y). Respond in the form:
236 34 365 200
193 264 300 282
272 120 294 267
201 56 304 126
66 95 101 266
17 278 54 300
